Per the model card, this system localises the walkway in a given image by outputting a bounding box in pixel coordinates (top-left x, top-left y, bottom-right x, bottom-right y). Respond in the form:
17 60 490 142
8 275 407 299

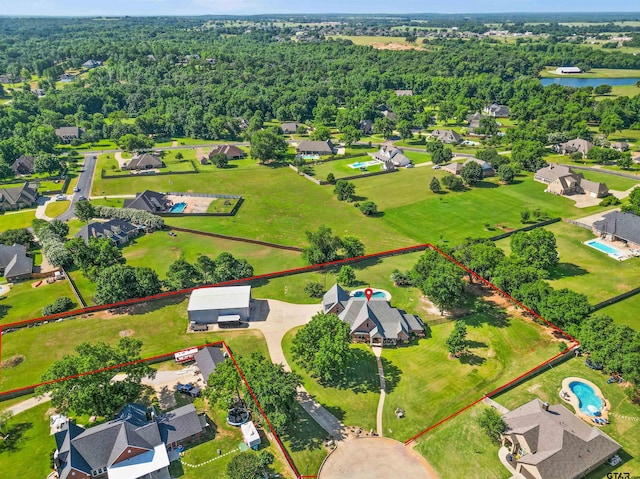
372 346 386 437
35 196 55 221
3 393 51 415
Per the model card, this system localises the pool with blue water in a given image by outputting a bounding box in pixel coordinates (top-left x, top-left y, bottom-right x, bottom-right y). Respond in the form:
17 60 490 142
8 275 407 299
569 381 603 416
170 202 187 213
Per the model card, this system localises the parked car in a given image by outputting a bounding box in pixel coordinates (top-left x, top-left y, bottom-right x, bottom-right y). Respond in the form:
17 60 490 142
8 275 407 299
176 383 201 397
432 165 441 169
55 194 67 201
73 187 80 192
78 195 86 201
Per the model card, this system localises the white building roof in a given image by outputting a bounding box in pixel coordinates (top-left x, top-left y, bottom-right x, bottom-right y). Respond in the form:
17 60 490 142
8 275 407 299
241 421 260 446
187 286 251 312
107 444 169 479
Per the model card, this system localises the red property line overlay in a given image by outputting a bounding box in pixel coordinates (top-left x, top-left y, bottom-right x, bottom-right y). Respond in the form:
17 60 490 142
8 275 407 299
0 242 580 476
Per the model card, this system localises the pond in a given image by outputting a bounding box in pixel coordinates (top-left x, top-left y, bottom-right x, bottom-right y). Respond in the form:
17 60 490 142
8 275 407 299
540 77 640 88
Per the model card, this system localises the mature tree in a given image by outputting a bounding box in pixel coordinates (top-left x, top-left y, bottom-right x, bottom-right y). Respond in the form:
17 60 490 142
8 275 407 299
165 258 202 290
599 112 624 136
373 117 395 139
42 297 74 316
95 265 160 304
34 155 62 175
0 411 12 435
74 200 95 223
37 338 155 416
492 258 543 295
205 358 242 408
334 180 355 201
510 229 559 271
397 120 413 140
211 252 254 283
426 140 453 165
441 174 464 190
48 219 69 238
429 176 441 193
446 321 468 356
423 266 465 315
195 255 217 283
326 172 336 184
310 125 332 141
342 236 365 258
460 161 483 185
618 154 633 170
497 164 515 184
227 452 272 479
511 280 552 314
539 288 592 330
478 408 507 444
476 148 509 169
467 241 505 280
594 84 612 96
250 129 287 164
117 133 154 152
623 187 640 215
520 210 530 223
341 125 361 147
0 228 35 249
211 152 228 168
359 200 378 216
511 140 547 172
302 226 343 265
304 282 325 298
336 265 357 286
291 312 352 381
66 237 124 280
475 117 499 136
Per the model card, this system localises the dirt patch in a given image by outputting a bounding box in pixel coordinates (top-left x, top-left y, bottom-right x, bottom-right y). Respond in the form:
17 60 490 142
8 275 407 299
119 329 134 337
1 354 25 369
372 43 424 51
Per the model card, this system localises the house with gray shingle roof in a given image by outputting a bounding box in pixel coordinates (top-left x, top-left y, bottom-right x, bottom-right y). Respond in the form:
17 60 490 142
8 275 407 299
281 122 301 134
11 155 35 175
464 157 495 177
122 153 163 171
0 182 39 211
207 144 245 161
75 219 139 246
430 129 462 144
554 138 594 158
0 243 33 282
322 284 424 346
372 146 411 168
534 164 608 198
55 126 84 142
296 140 335 156
194 346 226 385
123 190 171 213
53 403 204 479
593 210 640 250
483 103 510 118
500 399 620 479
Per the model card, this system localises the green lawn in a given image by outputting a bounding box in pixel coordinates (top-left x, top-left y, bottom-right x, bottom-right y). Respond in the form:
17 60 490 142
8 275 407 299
403 150 432 164
0 300 268 392
0 210 36 231
599 294 640 330
415 404 509 479
44 200 70 218
381 309 561 442
312 157 383 180
577 170 640 192
282 328 380 431
90 197 125 208
540 67 640 78
0 280 77 326
279 402 329 477
495 222 640 308
494 356 640 478
327 35 418 46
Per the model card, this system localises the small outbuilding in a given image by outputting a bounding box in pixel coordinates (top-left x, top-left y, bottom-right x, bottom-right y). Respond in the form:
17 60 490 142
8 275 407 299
194 346 227 384
241 421 261 450
187 285 252 324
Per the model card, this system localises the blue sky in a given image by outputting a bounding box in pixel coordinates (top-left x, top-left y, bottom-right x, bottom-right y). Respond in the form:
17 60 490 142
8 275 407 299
0 0 638 16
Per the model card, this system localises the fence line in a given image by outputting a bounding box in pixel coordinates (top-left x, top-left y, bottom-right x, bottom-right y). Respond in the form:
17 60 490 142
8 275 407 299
563 164 640 181
62 267 88 308
289 164 323 185
563 218 592 230
166 192 242 199
169 226 303 251
488 218 561 241
593 286 640 311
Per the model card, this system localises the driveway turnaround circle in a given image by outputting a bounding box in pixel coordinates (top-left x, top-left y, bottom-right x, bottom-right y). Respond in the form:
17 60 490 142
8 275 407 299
319 437 437 479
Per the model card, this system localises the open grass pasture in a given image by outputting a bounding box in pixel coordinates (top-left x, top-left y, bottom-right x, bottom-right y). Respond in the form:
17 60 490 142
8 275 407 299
540 67 640 78
381 310 560 442
0 298 268 392
44 200 69 218
496 221 640 309
0 279 76 326
327 35 415 46
578 170 640 191
312 157 383 180
599 294 640 330
494 356 640 478
0 210 36 231
282 329 380 431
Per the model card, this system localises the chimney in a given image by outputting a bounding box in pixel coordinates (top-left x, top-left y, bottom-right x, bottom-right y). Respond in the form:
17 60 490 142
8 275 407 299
542 402 550 411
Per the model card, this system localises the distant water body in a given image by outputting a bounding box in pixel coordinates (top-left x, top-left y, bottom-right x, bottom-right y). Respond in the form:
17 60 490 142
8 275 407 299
540 77 640 88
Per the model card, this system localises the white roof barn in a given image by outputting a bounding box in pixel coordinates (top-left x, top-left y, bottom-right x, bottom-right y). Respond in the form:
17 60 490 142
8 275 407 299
187 286 251 324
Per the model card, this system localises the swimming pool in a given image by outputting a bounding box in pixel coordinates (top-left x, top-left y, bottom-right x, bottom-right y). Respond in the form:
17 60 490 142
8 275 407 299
569 381 603 416
301 155 319 160
353 291 386 299
585 239 623 259
348 160 381 169
170 202 187 213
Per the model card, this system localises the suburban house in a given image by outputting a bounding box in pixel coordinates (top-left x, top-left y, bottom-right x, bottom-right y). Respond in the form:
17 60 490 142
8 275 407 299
500 399 620 479
0 182 39 211
611 141 629 152
124 190 171 213
0 243 33 282
53 403 205 479
75 219 139 246
534 164 608 198
207 144 245 161
372 146 411 169
442 162 463 175
281 122 301 134
11 155 35 175
82 59 102 69
54 126 84 143
593 211 640 250
554 138 594 158
555 66 582 74
194 346 226 385
59 73 77 82
359 120 373 135
187 285 252 325
467 112 488 134
394 89 413 96
483 103 510 118
430 129 462 144
296 140 334 156
123 153 163 171
464 157 495 177
381 109 397 121
322 284 425 346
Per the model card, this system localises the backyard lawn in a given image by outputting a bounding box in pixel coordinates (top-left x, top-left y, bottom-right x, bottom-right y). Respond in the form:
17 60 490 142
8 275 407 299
312 156 383 180
494 356 640 478
540 67 640 78
381 308 561 442
44 200 69 218
282 328 380 432
0 210 36 231
599 294 640 330
0 279 77 326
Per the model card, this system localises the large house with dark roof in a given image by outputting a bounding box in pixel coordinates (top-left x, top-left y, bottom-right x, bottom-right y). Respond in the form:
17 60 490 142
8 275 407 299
123 154 163 171
554 138 594 158
53 403 206 479
372 146 411 169
483 103 510 118
296 140 334 156
123 190 171 213
11 155 35 175
430 129 462 144
55 126 84 143
534 164 608 198
322 284 424 346
593 210 640 250
75 219 139 246
500 399 620 479
281 122 301 134
0 182 39 211
0 243 33 282
207 144 245 161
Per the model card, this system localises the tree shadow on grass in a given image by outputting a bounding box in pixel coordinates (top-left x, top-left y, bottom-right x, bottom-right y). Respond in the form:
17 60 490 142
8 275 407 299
119 295 186 316
466 339 488 350
0 303 12 322
0 422 33 453
318 349 380 394
380 357 402 394
474 181 499 189
282 405 327 453
464 310 510 329
548 263 589 280
459 353 486 366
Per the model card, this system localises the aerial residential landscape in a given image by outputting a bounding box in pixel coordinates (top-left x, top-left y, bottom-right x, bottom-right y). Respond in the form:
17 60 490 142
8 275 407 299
2 2 640 478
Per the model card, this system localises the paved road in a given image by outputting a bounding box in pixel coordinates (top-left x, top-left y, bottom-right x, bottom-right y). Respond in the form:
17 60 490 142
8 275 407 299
57 153 98 222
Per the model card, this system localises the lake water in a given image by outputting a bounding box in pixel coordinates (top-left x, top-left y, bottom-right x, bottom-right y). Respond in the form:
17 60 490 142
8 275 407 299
540 77 640 88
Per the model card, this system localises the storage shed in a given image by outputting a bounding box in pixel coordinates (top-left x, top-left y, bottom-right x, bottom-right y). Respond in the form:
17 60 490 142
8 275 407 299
187 286 251 324
241 421 261 450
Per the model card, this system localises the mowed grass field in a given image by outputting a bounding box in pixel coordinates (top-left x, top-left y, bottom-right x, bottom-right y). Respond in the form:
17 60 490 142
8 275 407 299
495 357 640 479
540 67 640 78
0 280 77 326
0 210 36 231
381 310 560 442
599 294 640 330
44 200 69 218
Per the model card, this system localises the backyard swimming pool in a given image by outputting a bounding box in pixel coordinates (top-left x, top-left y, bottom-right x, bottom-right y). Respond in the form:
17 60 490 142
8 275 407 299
348 160 382 169
569 381 603 416
353 291 386 299
301 155 320 160
170 202 187 213
585 239 624 259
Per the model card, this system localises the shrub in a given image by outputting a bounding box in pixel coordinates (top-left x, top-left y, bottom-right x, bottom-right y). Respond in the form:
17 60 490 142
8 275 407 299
599 194 621 207
304 282 325 298
359 200 378 216
42 297 74 316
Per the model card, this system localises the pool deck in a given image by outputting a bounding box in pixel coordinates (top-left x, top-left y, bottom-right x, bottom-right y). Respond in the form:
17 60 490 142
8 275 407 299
584 238 638 261
350 288 392 301
560 376 611 425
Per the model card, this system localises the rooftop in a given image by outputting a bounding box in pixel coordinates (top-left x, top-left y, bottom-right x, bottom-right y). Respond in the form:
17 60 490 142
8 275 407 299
187 285 252 312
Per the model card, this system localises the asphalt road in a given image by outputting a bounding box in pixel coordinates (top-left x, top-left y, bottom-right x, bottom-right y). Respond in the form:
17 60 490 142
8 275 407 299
57 153 97 222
